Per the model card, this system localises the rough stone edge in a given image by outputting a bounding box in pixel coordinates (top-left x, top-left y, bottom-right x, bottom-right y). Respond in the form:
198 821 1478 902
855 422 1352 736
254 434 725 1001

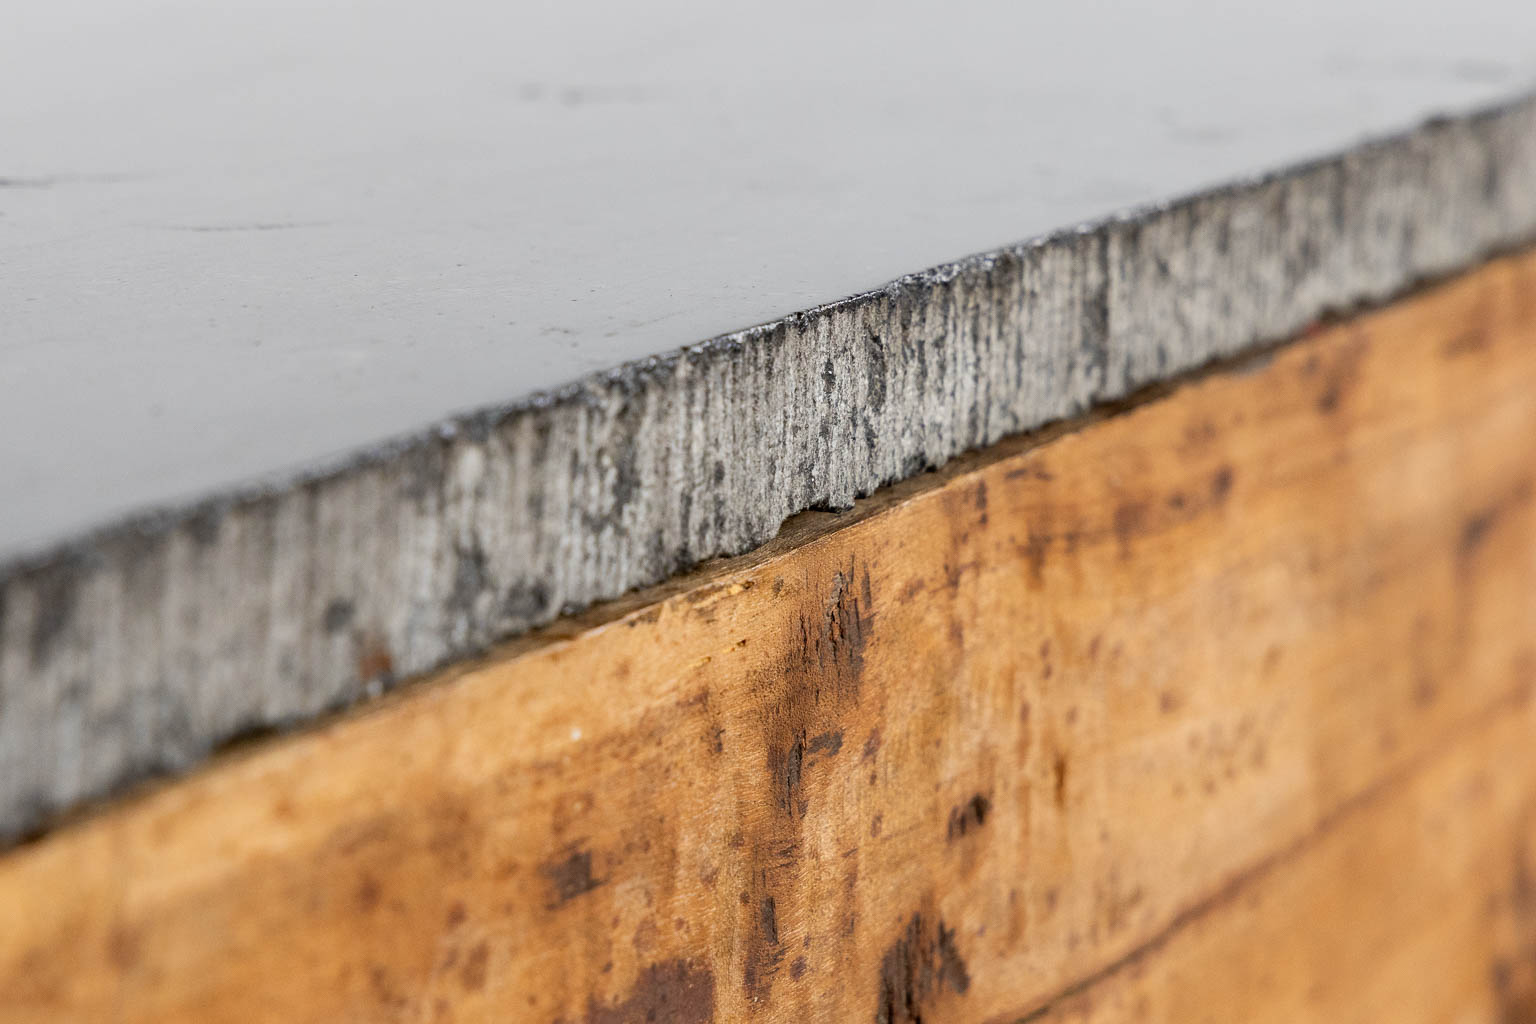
3 94 1536 842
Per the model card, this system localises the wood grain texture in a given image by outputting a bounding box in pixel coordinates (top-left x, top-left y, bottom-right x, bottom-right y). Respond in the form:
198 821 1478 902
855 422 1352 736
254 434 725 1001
4 250 1536 1022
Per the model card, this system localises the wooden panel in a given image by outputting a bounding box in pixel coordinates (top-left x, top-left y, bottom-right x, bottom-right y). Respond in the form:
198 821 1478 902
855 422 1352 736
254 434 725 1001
4 250 1536 1023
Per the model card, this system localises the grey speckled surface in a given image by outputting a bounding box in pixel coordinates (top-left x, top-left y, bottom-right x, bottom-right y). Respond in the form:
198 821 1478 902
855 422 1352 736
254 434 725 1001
3 0 1536 838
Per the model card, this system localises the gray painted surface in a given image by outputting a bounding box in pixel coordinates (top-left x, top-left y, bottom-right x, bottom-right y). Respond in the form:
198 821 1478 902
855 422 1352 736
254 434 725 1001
3 0 1536 838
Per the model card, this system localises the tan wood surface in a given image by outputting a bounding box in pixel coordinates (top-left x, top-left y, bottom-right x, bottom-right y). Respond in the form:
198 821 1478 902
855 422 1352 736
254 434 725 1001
4 252 1536 1022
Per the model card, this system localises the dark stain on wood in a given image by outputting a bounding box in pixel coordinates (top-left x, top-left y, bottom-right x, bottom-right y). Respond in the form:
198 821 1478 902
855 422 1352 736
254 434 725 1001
1460 480 1535 568
460 941 488 992
542 847 605 907
1113 502 1149 558
948 794 991 841
1309 335 1366 415
572 959 715 1024
874 912 971 1024
807 731 844 759
1494 959 1536 1024
1210 465 1234 503
1178 418 1219 453
1492 838 1536 1024
107 925 140 970
1022 528 1051 585
1004 464 1054 483
1462 508 1500 560
745 563 877 999
802 565 874 700
626 606 663 628
1052 755 1069 809
355 874 381 912
768 734 806 818
760 897 780 946
744 890 787 996
369 964 408 1010
1443 324 1491 357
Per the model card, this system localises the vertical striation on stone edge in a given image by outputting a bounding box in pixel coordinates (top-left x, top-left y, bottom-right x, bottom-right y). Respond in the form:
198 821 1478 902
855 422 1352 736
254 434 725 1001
2 99 1536 840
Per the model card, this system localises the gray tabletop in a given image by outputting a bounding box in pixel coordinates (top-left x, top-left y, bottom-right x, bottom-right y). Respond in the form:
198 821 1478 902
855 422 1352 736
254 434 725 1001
5 0 1536 840
4 0 1533 560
